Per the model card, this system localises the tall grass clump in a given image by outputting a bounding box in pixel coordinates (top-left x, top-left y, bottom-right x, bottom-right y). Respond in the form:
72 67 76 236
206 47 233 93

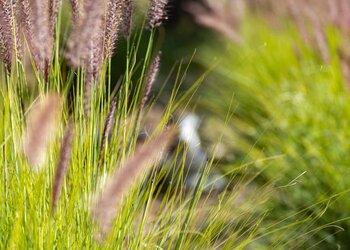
0 0 312 249
4 0 347 248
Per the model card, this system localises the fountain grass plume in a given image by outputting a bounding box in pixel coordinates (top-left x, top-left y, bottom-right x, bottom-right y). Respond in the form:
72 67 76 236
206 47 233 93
141 51 161 110
147 0 169 29
91 127 178 238
49 0 61 33
103 0 123 60
29 0 51 75
0 0 17 72
66 0 106 68
69 0 80 25
121 0 133 38
17 0 34 58
0 0 63 77
51 118 74 216
23 94 62 171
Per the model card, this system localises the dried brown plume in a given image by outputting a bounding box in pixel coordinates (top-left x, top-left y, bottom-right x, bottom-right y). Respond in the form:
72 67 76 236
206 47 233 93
23 94 62 171
66 0 106 67
8 0 62 77
51 119 75 215
141 51 161 110
0 0 19 72
147 0 169 29
91 127 178 238
121 0 133 38
49 0 61 32
69 0 80 25
103 0 123 60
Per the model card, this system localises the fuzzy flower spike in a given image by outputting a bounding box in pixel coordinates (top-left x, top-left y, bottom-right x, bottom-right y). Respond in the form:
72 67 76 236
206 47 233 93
147 0 169 29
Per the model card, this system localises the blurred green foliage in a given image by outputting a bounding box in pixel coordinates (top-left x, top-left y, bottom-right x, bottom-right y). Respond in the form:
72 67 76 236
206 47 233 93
193 14 350 248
